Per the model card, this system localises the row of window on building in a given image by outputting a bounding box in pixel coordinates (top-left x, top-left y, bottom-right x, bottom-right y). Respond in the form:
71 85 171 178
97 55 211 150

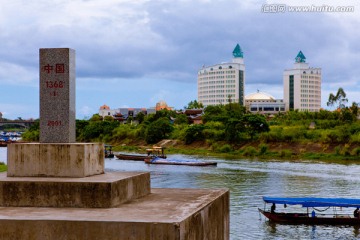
198 69 237 76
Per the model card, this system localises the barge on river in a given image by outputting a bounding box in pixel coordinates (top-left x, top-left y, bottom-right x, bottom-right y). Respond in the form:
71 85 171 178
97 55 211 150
115 146 167 161
259 196 360 225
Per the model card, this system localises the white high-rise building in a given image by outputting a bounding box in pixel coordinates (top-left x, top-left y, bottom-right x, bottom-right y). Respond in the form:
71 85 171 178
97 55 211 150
283 51 322 112
198 44 245 107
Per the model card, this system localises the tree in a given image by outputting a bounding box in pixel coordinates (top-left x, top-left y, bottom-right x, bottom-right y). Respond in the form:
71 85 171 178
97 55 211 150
202 105 226 123
89 114 103 122
183 124 205 144
103 115 114 121
185 100 204 109
126 116 134 124
203 121 225 141
144 109 175 124
80 121 119 142
339 108 354 123
327 88 348 109
242 114 270 140
349 102 359 118
136 112 145 124
21 120 40 141
145 117 173 144
224 118 243 142
76 120 89 139
174 113 188 125
227 95 233 104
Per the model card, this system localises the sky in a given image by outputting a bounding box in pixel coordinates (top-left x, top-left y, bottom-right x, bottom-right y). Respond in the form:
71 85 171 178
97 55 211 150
0 0 359 120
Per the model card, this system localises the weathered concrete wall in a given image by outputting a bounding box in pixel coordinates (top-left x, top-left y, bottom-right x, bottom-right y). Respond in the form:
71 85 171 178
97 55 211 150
0 188 229 240
0 221 180 240
180 190 230 239
0 172 150 208
7 143 104 177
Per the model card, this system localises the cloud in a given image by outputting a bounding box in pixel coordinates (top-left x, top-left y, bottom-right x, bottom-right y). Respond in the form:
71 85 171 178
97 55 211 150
2 0 359 85
0 0 359 119
0 61 37 85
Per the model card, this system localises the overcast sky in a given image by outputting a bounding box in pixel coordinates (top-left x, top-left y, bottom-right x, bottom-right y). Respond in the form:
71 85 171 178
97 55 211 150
0 0 359 119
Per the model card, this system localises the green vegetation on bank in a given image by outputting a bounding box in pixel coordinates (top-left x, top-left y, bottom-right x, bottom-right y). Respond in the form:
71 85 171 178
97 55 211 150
21 107 360 161
21 95 360 162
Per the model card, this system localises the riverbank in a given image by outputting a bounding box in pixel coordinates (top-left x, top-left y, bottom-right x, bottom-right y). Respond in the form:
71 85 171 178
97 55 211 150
112 139 360 163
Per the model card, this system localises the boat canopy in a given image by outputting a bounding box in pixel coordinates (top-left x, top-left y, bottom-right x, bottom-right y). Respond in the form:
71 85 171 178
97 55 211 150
263 197 360 208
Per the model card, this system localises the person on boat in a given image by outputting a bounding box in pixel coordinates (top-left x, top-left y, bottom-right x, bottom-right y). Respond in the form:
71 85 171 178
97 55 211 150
354 208 359 218
271 203 276 213
311 210 316 218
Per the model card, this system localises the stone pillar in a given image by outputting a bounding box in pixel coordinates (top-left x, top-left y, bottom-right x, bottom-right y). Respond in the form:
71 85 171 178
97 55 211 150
39 48 75 143
7 48 104 178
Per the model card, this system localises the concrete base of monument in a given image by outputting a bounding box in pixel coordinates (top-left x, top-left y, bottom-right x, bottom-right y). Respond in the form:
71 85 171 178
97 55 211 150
0 172 150 208
0 188 229 240
7 143 105 177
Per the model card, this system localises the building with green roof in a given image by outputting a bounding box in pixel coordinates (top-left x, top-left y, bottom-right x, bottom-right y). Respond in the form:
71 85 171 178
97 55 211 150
197 44 245 107
283 51 322 112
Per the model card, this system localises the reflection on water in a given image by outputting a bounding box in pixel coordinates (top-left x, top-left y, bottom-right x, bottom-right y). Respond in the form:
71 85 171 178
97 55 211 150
2 148 360 239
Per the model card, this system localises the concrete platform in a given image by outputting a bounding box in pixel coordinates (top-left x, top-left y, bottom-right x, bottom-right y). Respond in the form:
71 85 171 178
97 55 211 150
0 172 150 208
0 188 229 240
7 143 104 178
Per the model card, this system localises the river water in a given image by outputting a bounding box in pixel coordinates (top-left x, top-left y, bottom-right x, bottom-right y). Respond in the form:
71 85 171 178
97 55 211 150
1 147 360 239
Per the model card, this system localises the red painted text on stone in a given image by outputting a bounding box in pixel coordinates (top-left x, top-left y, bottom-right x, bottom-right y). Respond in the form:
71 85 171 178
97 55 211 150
47 120 62 127
43 63 65 74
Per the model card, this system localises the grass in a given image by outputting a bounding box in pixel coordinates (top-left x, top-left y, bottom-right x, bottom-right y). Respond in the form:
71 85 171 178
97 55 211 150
0 162 7 172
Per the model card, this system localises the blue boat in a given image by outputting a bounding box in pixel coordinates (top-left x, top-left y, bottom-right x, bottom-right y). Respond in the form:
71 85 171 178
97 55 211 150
259 196 360 225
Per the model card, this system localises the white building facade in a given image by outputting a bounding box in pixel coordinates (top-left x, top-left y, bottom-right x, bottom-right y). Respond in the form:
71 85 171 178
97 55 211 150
283 51 322 112
198 44 245 107
99 104 115 118
245 91 285 114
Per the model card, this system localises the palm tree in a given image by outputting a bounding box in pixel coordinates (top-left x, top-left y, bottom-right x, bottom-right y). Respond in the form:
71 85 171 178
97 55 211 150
327 88 348 109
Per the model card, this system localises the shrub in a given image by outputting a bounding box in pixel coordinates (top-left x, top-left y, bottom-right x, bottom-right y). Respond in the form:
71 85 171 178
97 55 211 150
211 142 220 152
351 147 360 156
261 126 286 142
21 129 39 141
243 146 257 157
258 144 268 155
203 121 225 141
334 145 342 155
350 132 360 144
170 124 187 140
279 149 292 158
342 144 351 156
184 124 205 144
282 126 306 142
304 130 321 141
219 144 233 153
315 120 340 129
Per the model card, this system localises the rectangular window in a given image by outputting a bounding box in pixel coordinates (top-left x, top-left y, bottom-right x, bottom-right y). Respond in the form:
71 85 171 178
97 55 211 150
289 75 294 110
238 70 244 105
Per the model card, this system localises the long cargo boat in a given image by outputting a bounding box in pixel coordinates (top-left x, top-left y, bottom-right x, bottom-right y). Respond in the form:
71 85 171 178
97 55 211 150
144 156 217 167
